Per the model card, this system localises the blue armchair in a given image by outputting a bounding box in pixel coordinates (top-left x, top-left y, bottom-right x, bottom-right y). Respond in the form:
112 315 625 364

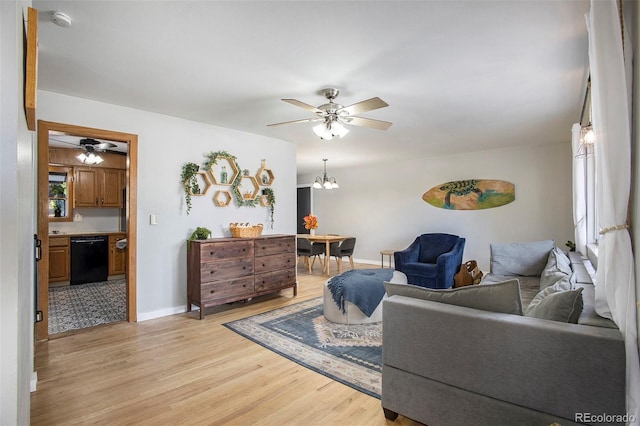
394 233 466 289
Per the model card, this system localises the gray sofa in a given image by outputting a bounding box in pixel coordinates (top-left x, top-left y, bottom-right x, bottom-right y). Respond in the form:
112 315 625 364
381 240 626 426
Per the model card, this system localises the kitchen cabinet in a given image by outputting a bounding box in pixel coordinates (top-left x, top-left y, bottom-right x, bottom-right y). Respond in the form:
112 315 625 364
75 167 124 208
108 234 126 276
49 236 70 283
187 235 297 319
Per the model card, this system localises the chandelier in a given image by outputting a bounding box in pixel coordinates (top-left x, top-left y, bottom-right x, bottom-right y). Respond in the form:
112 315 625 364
312 159 339 189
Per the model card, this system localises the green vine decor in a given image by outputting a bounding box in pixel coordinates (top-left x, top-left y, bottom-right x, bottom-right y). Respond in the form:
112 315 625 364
203 150 237 172
262 187 276 226
204 150 259 207
181 162 201 215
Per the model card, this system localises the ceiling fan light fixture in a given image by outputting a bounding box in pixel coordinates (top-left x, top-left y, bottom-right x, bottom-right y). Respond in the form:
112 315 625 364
76 151 104 165
332 122 349 138
313 123 333 140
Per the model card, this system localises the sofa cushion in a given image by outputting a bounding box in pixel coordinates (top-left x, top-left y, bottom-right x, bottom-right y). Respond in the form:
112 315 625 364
576 284 618 329
524 278 584 323
539 248 575 290
384 279 523 315
490 240 554 276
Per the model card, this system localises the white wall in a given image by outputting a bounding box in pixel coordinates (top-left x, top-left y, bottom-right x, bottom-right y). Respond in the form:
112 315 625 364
38 91 297 320
1 1 36 424
298 141 573 271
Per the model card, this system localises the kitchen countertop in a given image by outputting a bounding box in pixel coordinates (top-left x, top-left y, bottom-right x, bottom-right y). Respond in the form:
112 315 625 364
49 231 126 237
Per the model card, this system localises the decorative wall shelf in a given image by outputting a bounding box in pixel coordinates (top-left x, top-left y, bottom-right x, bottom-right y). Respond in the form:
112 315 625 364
233 175 260 206
259 195 270 207
213 190 232 207
209 157 239 186
186 171 212 196
256 159 275 186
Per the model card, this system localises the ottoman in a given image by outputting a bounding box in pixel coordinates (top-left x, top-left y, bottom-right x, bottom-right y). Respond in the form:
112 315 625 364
323 270 407 324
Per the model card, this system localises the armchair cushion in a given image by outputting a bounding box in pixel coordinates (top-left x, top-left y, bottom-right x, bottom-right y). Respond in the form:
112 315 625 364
418 234 459 264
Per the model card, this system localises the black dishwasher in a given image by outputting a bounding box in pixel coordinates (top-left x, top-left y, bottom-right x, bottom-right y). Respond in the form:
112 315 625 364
70 236 109 285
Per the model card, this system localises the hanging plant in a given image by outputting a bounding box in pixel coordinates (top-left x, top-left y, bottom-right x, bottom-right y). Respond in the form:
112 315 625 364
203 150 237 172
181 162 200 215
262 187 276 227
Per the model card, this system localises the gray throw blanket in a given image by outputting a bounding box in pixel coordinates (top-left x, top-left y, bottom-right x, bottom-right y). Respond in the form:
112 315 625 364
327 268 394 317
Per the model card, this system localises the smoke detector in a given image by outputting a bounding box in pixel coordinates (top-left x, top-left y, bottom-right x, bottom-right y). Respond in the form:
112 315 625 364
51 11 72 28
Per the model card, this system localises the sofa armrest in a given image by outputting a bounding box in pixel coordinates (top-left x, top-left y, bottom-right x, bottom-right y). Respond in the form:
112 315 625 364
382 295 626 422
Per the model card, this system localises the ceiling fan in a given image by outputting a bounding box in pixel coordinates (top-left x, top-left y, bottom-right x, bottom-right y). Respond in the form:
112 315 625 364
268 88 392 140
78 138 118 152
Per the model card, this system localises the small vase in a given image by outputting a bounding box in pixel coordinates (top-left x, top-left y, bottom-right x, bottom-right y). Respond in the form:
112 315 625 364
310 229 316 236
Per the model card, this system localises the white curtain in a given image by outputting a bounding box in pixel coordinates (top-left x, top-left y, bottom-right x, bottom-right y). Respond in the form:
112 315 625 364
571 123 588 255
587 1 639 424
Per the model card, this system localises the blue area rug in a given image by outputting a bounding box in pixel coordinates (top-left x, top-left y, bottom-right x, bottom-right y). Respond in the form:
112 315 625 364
224 297 382 398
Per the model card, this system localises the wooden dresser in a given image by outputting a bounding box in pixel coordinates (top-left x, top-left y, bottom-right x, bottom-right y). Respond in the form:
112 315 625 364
187 235 297 319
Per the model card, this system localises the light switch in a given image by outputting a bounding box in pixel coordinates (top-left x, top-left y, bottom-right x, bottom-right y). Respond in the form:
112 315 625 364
150 214 158 225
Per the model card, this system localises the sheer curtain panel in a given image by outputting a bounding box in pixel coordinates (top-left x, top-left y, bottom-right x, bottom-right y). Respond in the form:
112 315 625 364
587 0 639 423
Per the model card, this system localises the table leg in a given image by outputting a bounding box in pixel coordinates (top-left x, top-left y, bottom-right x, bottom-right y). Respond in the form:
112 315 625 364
381 253 384 268
325 240 331 275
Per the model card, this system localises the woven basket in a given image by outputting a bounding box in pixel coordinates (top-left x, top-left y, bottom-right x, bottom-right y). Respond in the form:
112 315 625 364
229 223 263 238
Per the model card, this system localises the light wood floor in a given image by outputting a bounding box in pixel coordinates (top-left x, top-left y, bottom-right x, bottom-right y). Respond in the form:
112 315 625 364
31 260 421 426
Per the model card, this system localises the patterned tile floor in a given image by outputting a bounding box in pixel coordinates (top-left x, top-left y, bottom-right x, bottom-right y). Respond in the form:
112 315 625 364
48 279 126 335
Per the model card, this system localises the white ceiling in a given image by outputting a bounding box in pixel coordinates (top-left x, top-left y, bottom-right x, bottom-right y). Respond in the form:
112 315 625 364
33 1 590 175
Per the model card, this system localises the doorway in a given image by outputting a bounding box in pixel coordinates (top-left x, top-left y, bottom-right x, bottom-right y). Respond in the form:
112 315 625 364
36 121 138 341
297 185 313 234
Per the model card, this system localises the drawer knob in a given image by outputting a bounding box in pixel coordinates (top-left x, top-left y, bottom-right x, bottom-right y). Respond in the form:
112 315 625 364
210 290 215 294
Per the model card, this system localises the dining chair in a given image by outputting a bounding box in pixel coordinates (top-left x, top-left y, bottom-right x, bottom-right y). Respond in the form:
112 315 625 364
329 237 356 272
296 237 325 273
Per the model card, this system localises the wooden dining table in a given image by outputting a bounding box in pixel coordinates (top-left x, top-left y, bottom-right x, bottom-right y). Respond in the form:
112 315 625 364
297 234 350 276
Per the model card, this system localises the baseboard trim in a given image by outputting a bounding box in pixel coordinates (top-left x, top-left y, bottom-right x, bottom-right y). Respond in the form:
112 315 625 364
137 305 186 322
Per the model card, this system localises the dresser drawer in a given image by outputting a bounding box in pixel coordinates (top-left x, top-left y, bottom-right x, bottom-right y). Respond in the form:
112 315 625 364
200 258 254 283
201 277 254 303
200 240 253 261
255 268 296 292
255 236 294 257
254 252 296 274
50 236 70 247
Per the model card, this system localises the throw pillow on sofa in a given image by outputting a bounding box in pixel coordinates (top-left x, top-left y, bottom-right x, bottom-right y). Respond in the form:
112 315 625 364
539 247 576 290
524 277 584 323
384 279 523 315
490 240 554 276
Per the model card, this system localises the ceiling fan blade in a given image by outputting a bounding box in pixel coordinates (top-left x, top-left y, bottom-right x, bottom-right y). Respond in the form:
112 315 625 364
267 117 323 127
282 99 323 114
345 116 393 130
339 97 388 116
49 137 81 148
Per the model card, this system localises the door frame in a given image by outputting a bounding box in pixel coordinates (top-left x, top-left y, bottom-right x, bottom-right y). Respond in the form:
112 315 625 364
36 120 138 341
